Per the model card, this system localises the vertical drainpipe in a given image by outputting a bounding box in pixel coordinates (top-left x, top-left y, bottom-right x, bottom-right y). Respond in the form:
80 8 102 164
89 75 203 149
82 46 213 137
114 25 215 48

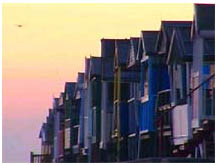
117 67 121 162
88 79 92 162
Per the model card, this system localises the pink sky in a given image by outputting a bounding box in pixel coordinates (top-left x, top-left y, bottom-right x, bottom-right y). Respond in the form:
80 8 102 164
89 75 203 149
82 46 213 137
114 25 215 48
2 3 193 162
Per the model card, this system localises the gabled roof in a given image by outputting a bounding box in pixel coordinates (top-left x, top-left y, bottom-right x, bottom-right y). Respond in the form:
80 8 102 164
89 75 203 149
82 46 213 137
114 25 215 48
142 31 158 53
74 72 84 99
53 98 59 109
115 39 130 66
127 37 139 68
155 21 192 53
39 123 46 139
191 4 215 39
101 39 116 80
195 4 215 31
64 82 76 100
77 72 84 84
84 57 90 84
47 109 54 124
58 92 64 106
102 55 114 80
101 39 115 58
137 31 158 61
89 56 102 77
48 109 53 118
167 25 193 64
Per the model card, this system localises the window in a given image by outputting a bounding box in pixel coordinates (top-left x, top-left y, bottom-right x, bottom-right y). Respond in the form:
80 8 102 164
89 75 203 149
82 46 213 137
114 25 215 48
203 89 213 116
64 128 70 149
143 68 149 101
174 64 187 105
202 63 215 117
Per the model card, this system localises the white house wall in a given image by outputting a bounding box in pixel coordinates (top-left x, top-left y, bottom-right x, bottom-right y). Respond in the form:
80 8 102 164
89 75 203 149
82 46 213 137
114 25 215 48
172 104 190 145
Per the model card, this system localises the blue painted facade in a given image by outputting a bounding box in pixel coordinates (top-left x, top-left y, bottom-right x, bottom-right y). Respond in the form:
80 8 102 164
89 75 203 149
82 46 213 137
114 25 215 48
33 4 215 161
137 31 170 133
139 57 170 132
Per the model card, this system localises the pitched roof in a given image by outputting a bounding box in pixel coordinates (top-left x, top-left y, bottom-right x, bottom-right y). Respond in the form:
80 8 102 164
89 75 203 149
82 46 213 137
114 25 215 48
64 82 76 99
53 98 59 109
89 56 102 77
155 21 192 53
142 31 158 53
127 37 139 68
195 4 215 31
131 38 140 56
77 72 84 84
137 31 158 61
84 57 90 83
101 39 115 58
74 72 84 99
102 55 114 80
39 123 46 139
191 4 215 39
101 39 116 80
167 25 193 64
115 39 130 66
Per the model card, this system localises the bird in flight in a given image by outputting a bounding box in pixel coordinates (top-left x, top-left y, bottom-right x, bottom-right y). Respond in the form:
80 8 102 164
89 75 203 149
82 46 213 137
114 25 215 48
15 24 23 27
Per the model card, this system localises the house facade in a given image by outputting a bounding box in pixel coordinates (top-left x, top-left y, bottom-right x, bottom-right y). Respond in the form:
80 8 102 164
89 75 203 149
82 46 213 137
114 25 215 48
166 23 194 157
31 4 215 163
126 37 140 160
89 56 102 162
100 39 115 162
137 30 170 157
112 39 131 162
189 4 215 158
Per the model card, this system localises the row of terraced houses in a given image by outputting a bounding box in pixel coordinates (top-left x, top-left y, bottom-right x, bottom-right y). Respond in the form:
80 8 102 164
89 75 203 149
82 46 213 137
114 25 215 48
30 4 215 163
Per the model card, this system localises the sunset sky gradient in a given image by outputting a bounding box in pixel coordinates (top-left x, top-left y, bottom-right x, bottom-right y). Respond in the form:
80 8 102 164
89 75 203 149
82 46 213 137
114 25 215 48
2 3 194 162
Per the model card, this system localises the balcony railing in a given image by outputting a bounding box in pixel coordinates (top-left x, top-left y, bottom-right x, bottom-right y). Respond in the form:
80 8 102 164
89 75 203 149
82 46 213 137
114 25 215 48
155 89 172 130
